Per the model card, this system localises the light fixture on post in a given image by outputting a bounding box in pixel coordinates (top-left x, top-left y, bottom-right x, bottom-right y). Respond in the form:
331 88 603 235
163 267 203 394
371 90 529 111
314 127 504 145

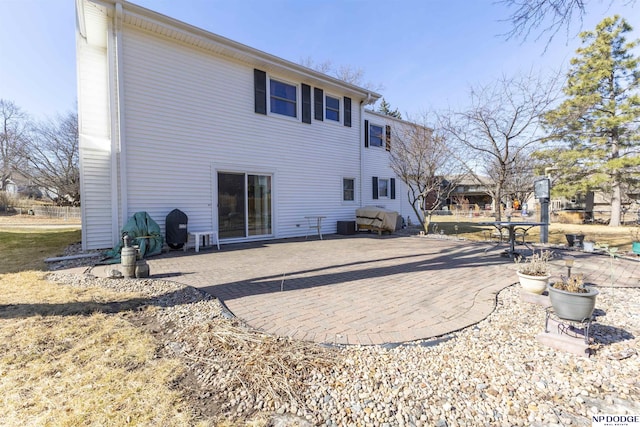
564 256 575 277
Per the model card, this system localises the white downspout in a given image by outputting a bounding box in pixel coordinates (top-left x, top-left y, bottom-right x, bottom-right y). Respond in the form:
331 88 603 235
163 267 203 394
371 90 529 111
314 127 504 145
111 1 127 241
359 100 365 208
75 0 87 250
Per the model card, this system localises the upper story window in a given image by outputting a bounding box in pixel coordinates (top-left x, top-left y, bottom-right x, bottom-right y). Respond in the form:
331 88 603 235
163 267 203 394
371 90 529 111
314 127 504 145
369 123 384 147
255 69 351 126
325 95 340 122
270 79 297 118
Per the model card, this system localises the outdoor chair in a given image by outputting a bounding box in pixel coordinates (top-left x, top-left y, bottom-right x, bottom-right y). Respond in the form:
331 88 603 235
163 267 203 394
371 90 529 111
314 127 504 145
513 227 528 245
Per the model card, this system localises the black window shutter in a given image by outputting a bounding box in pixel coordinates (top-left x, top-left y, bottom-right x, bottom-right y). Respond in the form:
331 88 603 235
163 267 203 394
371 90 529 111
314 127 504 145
385 125 391 151
364 120 369 148
302 84 311 124
390 178 396 199
254 69 267 115
344 97 351 127
314 88 324 121
372 176 378 200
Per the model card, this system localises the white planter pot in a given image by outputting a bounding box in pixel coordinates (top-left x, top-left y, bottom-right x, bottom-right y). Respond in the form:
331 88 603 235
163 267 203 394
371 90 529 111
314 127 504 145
517 271 550 294
583 241 595 252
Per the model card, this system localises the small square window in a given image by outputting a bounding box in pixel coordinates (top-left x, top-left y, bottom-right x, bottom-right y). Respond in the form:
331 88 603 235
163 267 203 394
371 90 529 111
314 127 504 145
270 79 297 118
343 178 355 201
369 124 383 147
326 95 340 122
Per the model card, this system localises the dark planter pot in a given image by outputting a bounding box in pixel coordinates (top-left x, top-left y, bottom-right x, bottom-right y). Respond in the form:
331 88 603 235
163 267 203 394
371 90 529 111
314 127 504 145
565 233 585 248
548 284 598 322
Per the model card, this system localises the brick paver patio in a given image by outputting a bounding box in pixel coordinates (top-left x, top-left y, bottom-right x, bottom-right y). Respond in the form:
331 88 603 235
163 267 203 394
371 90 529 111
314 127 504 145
83 234 640 345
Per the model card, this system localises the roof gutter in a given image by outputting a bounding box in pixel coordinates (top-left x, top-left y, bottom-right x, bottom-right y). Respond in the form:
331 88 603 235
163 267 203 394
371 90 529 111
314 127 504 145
363 92 376 106
106 0 382 101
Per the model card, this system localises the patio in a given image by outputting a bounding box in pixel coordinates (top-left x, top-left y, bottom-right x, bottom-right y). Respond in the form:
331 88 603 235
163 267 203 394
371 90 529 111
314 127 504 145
86 233 640 345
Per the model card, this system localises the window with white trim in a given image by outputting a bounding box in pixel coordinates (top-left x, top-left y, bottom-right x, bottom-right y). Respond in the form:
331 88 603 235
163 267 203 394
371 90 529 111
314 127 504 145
325 95 340 122
343 178 355 201
270 79 297 118
369 123 384 147
372 176 395 200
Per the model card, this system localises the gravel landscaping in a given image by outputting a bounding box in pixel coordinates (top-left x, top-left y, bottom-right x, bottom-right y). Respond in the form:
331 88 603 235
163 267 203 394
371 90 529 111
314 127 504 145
46 269 640 427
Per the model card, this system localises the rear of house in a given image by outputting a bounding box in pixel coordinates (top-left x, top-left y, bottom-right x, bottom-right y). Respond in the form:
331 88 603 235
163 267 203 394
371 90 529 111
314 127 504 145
76 0 419 250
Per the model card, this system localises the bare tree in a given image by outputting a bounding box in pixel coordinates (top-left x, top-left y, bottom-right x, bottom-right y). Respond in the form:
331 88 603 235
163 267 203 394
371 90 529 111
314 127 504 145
390 117 465 233
0 99 30 191
23 112 80 205
499 0 635 45
499 0 587 44
299 56 384 92
502 151 537 209
442 73 560 221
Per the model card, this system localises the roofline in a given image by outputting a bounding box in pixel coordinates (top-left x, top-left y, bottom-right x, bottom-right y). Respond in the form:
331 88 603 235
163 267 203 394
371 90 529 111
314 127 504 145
364 109 433 131
88 0 382 102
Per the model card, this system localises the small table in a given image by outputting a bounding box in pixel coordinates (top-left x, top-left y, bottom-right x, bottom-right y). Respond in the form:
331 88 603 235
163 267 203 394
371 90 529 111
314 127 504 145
184 230 220 252
304 216 326 240
479 221 547 259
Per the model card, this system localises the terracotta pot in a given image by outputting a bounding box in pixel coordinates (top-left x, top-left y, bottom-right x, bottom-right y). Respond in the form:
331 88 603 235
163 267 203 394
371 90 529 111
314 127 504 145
516 271 549 294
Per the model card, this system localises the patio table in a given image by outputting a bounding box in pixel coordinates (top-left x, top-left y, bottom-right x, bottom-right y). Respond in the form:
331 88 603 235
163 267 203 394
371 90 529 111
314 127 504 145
479 221 547 259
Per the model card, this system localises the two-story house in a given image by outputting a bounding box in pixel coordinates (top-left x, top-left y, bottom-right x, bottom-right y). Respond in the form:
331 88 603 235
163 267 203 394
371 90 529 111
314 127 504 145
76 0 419 250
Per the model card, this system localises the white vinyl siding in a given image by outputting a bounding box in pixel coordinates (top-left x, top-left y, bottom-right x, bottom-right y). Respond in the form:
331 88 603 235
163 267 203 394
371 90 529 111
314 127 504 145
76 4 115 250
79 148 114 249
363 111 418 226
118 24 362 239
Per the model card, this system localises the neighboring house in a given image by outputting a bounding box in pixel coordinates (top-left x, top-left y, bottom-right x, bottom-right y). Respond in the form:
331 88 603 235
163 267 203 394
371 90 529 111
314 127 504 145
450 176 493 211
76 0 419 250
1 172 43 199
2 178 18 195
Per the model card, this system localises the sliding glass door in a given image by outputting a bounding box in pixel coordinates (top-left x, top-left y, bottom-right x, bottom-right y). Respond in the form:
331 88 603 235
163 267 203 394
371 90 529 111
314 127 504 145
218 172 272 239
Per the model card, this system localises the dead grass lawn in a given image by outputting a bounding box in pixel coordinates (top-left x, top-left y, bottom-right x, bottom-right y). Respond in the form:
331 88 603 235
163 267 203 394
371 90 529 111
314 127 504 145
0 271 211 426
426 214 637 251
0 230 82 273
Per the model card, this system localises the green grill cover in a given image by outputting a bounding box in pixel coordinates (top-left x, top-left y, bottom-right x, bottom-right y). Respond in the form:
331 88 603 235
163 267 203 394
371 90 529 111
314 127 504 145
102 211 163 263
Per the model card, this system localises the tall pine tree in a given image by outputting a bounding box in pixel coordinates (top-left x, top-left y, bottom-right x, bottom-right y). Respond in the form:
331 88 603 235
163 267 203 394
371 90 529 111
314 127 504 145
540 15 640 226
378 98 402 119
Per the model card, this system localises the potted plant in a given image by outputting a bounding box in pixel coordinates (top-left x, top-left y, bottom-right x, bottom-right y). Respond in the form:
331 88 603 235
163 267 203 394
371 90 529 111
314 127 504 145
565 232 585 248
515 250 552 294
548 274 598 322
631 227 640 255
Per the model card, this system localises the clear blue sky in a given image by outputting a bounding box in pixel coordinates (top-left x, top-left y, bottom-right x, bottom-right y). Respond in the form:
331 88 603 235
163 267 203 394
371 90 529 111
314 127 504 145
1 0 637 121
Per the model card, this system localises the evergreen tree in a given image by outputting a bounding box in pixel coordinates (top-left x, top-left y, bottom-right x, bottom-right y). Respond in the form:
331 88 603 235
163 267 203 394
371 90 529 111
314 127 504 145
540 15 640 226
378 98 402 119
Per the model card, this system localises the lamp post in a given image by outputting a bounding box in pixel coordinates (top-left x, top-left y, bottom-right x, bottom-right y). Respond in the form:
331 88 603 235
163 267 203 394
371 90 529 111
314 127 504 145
564 256 575 277
534 177 551 244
